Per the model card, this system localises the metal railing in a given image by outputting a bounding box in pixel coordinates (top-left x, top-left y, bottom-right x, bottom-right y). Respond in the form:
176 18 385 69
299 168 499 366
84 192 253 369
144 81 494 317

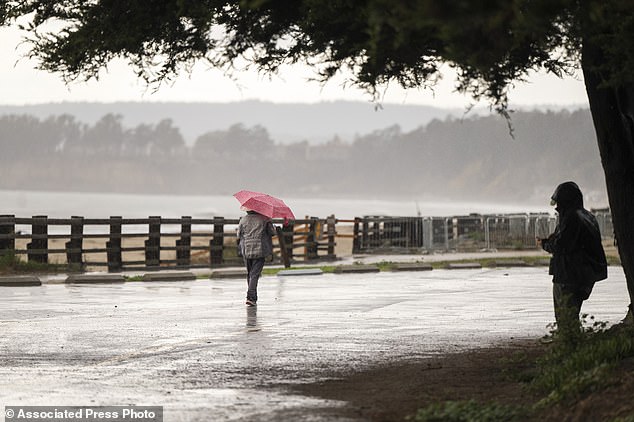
352 211 613 253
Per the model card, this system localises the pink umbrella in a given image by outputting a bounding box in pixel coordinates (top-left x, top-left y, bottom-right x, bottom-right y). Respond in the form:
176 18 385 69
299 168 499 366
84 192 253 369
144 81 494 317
233 190 296 220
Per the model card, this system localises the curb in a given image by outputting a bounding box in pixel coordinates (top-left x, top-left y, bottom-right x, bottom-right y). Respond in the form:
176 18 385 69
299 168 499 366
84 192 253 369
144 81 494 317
65 274 126 284
490 260 529 267
392 263 433 271
335 265 380 274
446 262 483 270
210 269 247 279
143 272 197 282
277 268 324 277
0 275 42 286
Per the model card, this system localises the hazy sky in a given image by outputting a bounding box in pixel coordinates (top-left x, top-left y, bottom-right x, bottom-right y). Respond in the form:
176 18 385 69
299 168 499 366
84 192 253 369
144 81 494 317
0 26 590 108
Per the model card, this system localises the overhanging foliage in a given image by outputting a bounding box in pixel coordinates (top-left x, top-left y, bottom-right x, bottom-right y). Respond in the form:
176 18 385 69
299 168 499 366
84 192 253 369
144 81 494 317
4 1 631 113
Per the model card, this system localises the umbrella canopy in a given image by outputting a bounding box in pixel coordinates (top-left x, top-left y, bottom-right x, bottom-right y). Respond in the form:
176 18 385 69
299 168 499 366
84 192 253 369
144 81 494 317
233 190 296 220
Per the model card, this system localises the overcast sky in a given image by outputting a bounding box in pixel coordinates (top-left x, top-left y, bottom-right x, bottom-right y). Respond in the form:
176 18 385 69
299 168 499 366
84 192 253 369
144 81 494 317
0 26 590 109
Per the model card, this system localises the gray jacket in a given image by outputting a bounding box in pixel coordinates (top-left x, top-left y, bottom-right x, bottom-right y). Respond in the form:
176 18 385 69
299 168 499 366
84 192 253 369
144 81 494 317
237 212 276 259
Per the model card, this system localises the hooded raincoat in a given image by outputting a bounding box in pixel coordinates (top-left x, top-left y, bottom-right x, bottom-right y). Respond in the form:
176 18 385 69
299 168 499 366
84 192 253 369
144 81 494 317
541 182 608 295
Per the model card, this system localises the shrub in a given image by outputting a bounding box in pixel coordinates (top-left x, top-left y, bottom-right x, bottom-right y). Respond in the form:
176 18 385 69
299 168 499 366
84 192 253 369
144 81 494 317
532 316 634 406
412 400 526 422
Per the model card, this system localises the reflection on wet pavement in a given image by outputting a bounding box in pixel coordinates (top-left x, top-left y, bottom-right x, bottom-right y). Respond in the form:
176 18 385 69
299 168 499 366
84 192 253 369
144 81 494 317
246 306 259 332
0 267 628 421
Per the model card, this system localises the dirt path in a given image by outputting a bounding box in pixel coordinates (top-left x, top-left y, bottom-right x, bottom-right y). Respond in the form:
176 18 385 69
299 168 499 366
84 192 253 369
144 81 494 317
291 339 544 421
291 336 634 422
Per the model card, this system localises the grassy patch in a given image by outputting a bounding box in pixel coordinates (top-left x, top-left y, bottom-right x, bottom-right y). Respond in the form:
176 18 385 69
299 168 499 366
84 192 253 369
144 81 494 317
261 265 338 276
258 257 538 274
0 250 79 275
413 318 634 420
607 254 622 266
412 399 527 422
531 319 634 407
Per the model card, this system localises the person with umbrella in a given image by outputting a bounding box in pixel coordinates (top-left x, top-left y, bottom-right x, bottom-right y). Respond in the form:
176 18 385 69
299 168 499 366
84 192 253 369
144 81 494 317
237 208 276 306
234 190 295 307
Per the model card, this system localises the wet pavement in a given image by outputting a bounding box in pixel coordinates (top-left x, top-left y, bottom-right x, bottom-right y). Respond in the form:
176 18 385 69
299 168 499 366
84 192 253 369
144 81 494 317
0 267 629 421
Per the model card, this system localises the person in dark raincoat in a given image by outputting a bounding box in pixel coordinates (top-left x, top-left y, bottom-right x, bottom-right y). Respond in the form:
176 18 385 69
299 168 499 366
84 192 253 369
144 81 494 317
537 181 608 331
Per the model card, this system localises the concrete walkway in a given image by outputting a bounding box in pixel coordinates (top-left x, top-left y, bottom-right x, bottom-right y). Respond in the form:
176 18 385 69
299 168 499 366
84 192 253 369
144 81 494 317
0 267 629 421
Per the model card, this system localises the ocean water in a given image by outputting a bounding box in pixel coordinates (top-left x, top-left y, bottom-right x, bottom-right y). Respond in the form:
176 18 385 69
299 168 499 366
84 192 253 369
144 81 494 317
1 189 551 220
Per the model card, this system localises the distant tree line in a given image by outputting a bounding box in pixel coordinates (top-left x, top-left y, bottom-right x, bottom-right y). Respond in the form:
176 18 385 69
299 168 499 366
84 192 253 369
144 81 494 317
0 109 606 204
0 114 186 159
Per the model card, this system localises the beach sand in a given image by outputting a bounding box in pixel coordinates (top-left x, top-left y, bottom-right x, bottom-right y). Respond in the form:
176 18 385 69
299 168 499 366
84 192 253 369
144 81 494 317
9 221 357 271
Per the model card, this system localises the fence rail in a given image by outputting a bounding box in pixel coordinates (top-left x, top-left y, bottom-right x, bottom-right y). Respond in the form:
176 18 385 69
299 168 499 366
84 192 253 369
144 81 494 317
0 210 614 269
0 214 337 271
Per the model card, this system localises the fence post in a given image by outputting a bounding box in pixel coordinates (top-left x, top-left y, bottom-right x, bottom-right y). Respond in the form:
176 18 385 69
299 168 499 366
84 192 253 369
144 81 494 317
536 215 544 241
282 221 294 262
326 215 336 259
276 226 291 268
176 216 192 267
372 218 380 248
305 218 319 260
412 218 424 249
352 217 361 254
210 217 224 265
145 216 161 268
27 215 48 263
107 216 122 272
0 214 15 255
361 218 369 252
66 216 84 267
444 217 450 251
423 218 433 250
485 217 491 250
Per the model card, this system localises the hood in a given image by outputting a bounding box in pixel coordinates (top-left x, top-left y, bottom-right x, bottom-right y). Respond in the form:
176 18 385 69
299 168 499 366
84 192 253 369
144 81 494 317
551 181 583 212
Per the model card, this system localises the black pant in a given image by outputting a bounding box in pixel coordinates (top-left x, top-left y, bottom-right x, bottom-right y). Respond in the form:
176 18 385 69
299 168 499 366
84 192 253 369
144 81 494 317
245 257 265 302
553 282 593 331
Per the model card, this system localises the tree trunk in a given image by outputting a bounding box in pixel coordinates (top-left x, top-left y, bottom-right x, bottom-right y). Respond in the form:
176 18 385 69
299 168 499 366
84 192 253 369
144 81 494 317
582 41 634 310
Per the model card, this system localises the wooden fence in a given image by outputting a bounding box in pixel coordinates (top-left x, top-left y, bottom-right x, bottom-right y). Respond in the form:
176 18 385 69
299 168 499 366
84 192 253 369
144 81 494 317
0 215 338 272
2 212 613 267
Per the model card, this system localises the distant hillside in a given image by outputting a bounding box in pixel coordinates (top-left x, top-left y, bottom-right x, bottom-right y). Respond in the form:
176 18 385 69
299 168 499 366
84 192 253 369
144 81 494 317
0 107 607 206
0 100 465 144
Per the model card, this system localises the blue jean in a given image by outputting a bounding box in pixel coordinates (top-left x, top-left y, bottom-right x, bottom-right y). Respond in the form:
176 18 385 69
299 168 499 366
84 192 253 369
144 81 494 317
245 257 265 302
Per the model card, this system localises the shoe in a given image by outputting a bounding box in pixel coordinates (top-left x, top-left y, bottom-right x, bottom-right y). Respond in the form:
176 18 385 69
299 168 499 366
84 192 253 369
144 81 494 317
246 299 256 307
